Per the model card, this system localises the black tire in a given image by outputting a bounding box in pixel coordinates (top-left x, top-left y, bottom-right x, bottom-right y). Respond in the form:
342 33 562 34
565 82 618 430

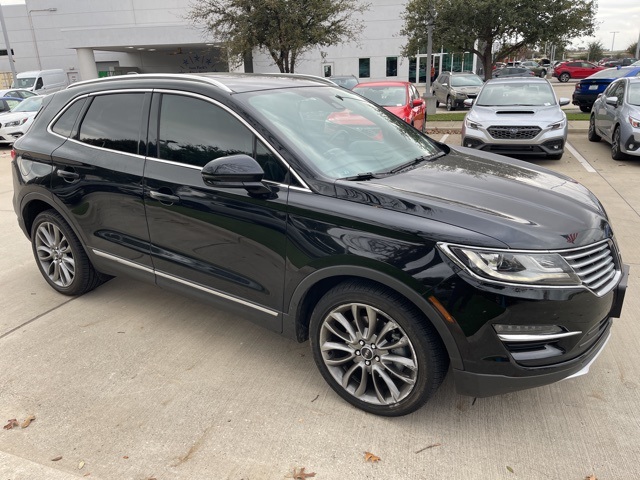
432 91 439 108
446 96 456 111
309 280 449 416
540 69 547 78
579 105 591 113
611 126 627 160
559 72 570 83
588 115 601 142
31 210 107 296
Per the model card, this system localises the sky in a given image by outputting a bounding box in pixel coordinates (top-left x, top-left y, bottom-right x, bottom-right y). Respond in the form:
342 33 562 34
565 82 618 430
0 0 638 54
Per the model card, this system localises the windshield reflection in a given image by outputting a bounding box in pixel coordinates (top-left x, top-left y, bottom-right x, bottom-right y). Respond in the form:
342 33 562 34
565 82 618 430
244 86 441 179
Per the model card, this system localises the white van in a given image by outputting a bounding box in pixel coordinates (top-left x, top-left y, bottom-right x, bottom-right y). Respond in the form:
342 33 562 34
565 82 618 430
11 69 68 95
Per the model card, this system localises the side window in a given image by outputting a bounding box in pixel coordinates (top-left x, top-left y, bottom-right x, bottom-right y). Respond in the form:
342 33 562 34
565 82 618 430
52 98 87 137
615 83 625 106
256 140 287 183
158 94 253 168
35 77 43 90
78 93 145 155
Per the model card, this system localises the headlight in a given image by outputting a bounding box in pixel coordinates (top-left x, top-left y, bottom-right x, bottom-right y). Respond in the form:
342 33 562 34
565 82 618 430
440 245 581 286
548 119 566 130
4 118 28 128
629 116 640 128
465 117 480 130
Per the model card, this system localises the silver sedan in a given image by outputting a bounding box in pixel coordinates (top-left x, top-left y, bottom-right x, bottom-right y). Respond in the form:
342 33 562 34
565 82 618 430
589 77 640 159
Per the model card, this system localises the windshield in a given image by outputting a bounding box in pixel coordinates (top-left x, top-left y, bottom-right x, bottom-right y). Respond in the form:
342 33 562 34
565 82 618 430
476 82 556 106
243 86 441 179
589 68 635 79
450 75 483 87
629 83 640 106
13 77 35 89
352 85 407 107
12 96 43 112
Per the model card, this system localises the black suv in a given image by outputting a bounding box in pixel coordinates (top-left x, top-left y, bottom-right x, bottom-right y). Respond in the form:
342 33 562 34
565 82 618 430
11 73 628 416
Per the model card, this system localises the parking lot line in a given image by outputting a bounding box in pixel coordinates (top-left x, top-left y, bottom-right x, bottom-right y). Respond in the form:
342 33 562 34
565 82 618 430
566 141 596 173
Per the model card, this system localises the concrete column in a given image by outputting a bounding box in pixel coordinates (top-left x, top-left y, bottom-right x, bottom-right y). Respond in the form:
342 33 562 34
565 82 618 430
76 48 98 81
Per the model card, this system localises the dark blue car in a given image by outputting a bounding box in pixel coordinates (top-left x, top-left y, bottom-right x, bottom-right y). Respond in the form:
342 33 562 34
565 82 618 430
573 66 640 112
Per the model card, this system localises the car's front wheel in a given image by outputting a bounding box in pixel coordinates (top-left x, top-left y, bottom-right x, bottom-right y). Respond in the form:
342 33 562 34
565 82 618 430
559 72 570 82
579 106 591 113
611 126 627 160
31 210 107 296
446 96 455 111
309 280 448 416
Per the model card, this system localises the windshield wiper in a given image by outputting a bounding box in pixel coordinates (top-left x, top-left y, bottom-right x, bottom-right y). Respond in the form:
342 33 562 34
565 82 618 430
340 172 380 181
386 152 445 174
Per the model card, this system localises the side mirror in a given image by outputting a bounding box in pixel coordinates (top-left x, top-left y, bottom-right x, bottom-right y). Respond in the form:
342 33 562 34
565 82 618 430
201 154 271 195
412 98 424 107
463 98 474 107
558 97 570 106
605 96 618 107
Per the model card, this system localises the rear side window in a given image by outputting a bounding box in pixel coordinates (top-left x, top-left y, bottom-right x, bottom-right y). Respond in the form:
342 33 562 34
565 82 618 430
51 98 86 137
158 94 253 168
78 93 145 155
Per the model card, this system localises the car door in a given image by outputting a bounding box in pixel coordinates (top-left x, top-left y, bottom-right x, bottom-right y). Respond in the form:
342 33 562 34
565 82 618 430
143 91 289 332
48 91 154 281
434 73 447 103
410 84 425 127
601 81 625 141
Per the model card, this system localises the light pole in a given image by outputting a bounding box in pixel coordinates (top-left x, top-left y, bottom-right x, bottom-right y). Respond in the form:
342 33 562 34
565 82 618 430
610 31 619 52
0 5 17 85
27 6 57 70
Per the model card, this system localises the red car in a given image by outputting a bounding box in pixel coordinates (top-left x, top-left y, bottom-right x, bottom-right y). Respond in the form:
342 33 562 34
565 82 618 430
552 61 604 83
352 81 426 132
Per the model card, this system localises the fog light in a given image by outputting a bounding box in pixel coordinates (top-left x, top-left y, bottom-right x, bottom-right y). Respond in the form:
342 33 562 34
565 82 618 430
495 324 562 335
494 324 581 342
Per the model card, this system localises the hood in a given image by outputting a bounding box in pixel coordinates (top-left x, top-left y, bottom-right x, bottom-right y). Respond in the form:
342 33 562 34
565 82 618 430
334 147 610 250
451 86 481 94
0 111 36 124
468 104 564 124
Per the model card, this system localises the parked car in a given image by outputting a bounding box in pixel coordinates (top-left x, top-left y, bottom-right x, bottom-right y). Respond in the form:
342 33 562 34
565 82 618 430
12 73 628 416
431 72 484 110
0 88 38 100
329 75 359 90
0 95 44 145
552 61 604 82
588 77 640 160
572 66 640 112
0 96 23 114
11 69 69 95
352 81 425 131
461 77 570 159
520 60 548 78
492 67 536 79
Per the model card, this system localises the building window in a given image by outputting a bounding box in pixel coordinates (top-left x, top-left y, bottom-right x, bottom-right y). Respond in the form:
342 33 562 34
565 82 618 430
323 63 333 77
359 58 370 78
386 57 398 77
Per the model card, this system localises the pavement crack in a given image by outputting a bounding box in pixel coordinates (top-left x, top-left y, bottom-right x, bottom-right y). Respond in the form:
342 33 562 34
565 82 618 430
0 298 76 340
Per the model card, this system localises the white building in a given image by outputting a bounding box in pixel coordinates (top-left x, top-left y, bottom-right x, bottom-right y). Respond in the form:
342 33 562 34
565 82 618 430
0 0 469 86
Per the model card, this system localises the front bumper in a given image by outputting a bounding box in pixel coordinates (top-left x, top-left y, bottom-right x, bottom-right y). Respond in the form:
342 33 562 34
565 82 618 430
450 263 629 398
461 122 567 157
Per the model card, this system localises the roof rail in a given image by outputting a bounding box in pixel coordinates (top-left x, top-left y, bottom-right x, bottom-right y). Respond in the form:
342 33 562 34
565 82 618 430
67 73 233 93
261 72 337 86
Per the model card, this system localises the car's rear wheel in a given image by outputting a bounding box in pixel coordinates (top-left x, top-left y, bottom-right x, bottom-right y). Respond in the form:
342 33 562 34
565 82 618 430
31 210 107 296
580 106 591 113
446 96 455 111
559 72 570 82
611 126 627 160
432 91 439 108
588 115 601 142
309 280 449 416
540 70 547 78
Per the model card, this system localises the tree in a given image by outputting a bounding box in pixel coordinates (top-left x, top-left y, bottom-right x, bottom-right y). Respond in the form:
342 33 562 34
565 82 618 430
187 0 369 73
627 41 638 57
587 40 604 62
399 0 598 81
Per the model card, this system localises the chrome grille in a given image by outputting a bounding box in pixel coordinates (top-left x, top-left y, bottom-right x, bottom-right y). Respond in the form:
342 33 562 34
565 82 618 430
488 126 541 140
560 240 619 295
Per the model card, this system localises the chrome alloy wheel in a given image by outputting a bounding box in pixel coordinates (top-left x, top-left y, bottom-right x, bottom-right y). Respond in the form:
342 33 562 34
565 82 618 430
35 221 76 287
318 302 418 406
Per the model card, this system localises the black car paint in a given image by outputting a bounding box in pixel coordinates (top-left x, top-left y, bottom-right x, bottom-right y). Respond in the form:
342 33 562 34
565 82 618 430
12 73 627 400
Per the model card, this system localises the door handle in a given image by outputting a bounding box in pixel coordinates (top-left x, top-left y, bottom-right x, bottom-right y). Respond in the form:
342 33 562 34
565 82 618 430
56 170 79 180
149 190 180 204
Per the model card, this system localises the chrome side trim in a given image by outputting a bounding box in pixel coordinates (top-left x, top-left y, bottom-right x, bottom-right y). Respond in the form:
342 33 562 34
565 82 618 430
92 248 279 317
563 330 611 380
155 270 278 317
92 249 154 274
497 331 582 342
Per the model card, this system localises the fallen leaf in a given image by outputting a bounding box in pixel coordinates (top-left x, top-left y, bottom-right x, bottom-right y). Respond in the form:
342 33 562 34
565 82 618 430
507 466 514 473
291 467 316 479
123 456 129 459
3 419 19 430
585 476 597 480
51 456 63 462
21 415 36 429
78 460 85 470
364 451 381 463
